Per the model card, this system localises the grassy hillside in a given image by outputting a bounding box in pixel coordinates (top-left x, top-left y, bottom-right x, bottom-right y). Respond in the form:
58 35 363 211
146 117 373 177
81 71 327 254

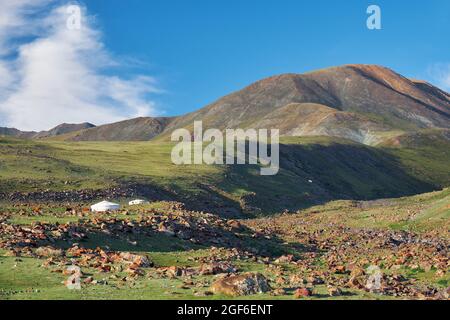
158 65 450 145
381 129 450 187
295 188 450 236
1 133 449 216
1 134 448 301
0 137 113 193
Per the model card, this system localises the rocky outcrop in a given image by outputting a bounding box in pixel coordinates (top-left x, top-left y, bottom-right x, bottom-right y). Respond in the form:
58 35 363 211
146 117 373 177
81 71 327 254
210 273 271 296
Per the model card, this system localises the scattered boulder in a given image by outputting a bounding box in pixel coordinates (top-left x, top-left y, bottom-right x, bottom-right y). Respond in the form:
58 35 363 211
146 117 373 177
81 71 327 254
274 255 295 264
294 288 312 299
158 224 176 237
306 276 324 285
350 266 365 278
271 288 287 296
333 265 348 274
84 276 94 284
289 274 306 286
328 286 342 297
118 252 153 268
35 246 63 258
199 262 237 275
444 287 450 299
226 220 242 230
210 273 271 296
160 266 184 278
348 276 365 289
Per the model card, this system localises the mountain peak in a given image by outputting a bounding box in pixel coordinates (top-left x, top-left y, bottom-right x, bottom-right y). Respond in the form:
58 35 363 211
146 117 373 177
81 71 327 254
2 64 449 144
161 64 450 144
33 122 96 139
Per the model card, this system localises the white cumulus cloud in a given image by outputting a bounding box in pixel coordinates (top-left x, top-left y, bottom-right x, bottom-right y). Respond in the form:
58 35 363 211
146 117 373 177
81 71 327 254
0 0 160 131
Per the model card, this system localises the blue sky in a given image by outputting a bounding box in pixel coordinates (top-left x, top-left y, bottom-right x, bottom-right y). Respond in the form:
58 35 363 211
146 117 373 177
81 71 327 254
87 0 450 116
0 0 449 130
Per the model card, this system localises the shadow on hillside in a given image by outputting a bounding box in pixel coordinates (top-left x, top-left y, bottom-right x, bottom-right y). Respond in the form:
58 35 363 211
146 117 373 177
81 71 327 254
45 220 295 257
1 141 442 219
214 141 438 216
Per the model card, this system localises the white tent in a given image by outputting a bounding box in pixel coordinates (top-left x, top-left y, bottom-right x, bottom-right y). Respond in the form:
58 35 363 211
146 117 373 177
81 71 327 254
129 199 148 206
91 201 120 212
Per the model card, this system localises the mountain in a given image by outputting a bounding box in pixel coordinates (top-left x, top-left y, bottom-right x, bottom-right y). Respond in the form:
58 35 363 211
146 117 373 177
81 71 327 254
33 123 95 139
64 64 450 144
160 64 450 144
0 127 36 139
1 64 449 214
0 123 95 139
3 64 449 144
63 117 173 141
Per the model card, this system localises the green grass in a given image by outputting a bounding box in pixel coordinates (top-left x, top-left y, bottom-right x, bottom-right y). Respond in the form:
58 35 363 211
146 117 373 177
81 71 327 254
299 188 450 236
0 248 384 300
1 134 449 215
1 133 449 300
1 188 448 300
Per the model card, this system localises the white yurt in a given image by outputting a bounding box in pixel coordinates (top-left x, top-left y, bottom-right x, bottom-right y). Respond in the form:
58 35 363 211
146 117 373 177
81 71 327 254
129 199 148 206
91 201 120 212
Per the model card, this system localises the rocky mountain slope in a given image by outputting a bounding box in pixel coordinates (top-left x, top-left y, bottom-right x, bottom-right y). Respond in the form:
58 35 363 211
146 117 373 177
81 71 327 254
2 64 449 144
0 127 36 139
66 64 450 143
60 117 173 141
33 123 95 139
0 123 95 139
160 64 450 144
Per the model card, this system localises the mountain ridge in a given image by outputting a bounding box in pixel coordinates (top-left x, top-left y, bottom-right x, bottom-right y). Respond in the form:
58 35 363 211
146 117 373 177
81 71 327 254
156 64 449 144
2 64 449 144
0 122 95 139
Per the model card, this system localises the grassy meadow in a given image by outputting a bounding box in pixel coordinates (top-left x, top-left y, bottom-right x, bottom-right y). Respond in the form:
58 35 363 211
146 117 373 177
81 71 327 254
1 133 449 215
